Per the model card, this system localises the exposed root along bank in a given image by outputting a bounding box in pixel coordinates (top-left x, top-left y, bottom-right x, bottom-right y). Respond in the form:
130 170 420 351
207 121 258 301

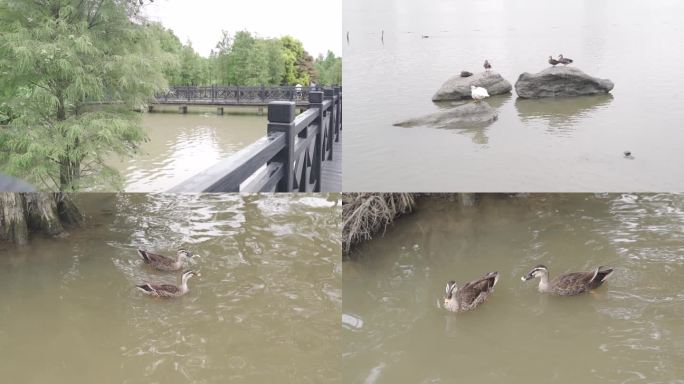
0 193 82 245
342 193 416 255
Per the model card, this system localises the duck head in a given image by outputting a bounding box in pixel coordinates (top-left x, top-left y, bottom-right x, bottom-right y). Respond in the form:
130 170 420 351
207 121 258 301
521 265 548 281
444 280 458 304
177 249 194 259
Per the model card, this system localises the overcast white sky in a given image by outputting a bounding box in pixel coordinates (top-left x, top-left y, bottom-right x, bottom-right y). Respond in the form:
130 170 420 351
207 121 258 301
142 0 342 58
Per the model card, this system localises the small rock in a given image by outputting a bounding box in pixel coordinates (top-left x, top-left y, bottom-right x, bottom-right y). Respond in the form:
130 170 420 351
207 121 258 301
460 71 473 78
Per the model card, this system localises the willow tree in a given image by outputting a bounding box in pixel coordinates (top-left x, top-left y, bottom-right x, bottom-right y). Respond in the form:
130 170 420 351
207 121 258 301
0 0 169 191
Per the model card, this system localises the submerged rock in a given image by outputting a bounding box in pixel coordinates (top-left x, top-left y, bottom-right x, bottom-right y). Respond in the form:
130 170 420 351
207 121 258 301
394 102 498 128
515 66 614 99
432 71 512 101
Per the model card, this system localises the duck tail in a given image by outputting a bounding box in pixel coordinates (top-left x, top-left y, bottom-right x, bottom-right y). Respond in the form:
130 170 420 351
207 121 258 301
596 266 614 282
136 284 154 293
137 249 150 263
486 271 500 287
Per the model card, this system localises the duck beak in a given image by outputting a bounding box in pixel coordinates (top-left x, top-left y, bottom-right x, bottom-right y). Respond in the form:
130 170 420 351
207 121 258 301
521 274 533 282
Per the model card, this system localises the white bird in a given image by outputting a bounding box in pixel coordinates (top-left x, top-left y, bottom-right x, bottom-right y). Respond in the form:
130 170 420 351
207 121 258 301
470 85 490 102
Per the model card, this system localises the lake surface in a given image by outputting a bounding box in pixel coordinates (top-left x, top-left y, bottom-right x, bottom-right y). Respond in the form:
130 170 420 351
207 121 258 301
343 194 684 383
0 193 341 383
107 112 266 192
343 0 684 191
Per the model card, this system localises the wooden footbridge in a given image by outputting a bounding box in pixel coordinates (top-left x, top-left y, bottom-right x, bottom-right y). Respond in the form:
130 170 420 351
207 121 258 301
167 87 342 192
152 85 321 113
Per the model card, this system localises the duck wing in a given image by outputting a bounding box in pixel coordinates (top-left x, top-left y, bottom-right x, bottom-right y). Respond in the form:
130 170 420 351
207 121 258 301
551 271 595 295
458 272 498 309
138 249 174 266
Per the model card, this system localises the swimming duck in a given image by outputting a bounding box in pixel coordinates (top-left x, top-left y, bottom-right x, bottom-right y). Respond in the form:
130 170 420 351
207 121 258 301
521 265 614 296
138 248 193 271
444 271 499 312
470 85 490 101
548 56 560 66
136 270 200 298
558 54 573 66
483 59 491 71
623 151 634 159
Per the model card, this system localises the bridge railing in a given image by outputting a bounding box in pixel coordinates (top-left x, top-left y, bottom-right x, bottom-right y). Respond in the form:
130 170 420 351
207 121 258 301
155 85 322 104
167 87 342 192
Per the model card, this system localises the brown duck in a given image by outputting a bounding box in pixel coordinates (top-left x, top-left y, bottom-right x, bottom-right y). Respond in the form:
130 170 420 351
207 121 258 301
138 249 194 271
444 271 499 312
521 264 613 296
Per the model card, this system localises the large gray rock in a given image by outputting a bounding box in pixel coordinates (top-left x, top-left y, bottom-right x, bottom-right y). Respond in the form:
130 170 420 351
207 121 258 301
394 102 498 128
515 66 614 99
432 71 512 101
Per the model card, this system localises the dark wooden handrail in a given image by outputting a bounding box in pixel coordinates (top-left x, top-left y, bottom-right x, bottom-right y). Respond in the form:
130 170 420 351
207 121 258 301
155 85 322 105
168 86 342 192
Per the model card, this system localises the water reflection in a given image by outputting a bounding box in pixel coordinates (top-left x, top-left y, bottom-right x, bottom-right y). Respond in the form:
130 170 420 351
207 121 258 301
515 94 614 132
106 113 266 192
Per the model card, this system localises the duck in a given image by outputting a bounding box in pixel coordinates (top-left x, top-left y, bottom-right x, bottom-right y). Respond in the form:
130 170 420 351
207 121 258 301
136 270 200 298
483 59 492 71
521 264 614 296
558 54 573 66
548 55 560 66
623 151 634 159
444 271 499 312
138 248 194 271
470 85 490 101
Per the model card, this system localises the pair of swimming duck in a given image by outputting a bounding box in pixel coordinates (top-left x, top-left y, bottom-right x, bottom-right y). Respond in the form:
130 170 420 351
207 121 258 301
135 249 199 298
443 264 614 312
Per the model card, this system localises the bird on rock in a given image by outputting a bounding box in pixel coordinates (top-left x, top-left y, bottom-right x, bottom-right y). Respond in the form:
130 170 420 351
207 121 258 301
558 54 573 65
548 55 560 66
484 59 492 71
470 85 490 102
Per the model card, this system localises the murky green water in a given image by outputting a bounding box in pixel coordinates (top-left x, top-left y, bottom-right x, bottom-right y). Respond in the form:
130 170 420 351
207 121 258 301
343 0 684 191
343 194 684 383
107 112 266 192
0 193 341 383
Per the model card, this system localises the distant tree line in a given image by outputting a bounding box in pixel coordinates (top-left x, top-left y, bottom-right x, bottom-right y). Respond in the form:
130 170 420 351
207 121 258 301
148 25 342 87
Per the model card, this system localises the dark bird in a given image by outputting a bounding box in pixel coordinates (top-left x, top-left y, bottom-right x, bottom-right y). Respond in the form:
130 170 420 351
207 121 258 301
421 34 430 39
624 151 634 159
460 71 473 77
558 54 573 65
484 59 491 71
548 55 560 66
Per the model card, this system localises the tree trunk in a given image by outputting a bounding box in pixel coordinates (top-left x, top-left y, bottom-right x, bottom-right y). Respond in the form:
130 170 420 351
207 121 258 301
59 158 80 192
25 193 64 235
0 193 80 245
0 193 29 245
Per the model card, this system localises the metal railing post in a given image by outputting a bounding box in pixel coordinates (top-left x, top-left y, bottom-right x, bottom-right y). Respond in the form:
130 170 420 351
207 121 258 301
309 91 324 192
267 101 296 191
323 88 334 161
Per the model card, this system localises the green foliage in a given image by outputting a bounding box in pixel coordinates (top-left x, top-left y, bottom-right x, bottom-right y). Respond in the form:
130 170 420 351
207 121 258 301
0 0 168 191
315 51 342 85
212 31 317 86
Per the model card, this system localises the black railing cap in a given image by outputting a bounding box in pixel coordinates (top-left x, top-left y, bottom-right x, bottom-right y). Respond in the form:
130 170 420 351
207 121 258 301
268 101 296 123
